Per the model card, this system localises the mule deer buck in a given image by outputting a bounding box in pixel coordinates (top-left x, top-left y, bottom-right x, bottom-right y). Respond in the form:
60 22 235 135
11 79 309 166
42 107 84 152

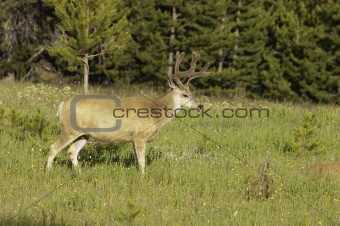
47 51 213 173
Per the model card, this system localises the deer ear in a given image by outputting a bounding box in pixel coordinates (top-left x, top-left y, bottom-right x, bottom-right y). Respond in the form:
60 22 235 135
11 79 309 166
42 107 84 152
168 79 179 89
167 71 179 89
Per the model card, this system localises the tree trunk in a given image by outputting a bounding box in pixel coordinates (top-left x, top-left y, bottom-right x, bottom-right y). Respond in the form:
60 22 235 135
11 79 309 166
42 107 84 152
218 5 226 72
84 1 90 95
217 20 225 72
218 50 224 73
232 0 241 70
167 0 177 77
83 54 89 95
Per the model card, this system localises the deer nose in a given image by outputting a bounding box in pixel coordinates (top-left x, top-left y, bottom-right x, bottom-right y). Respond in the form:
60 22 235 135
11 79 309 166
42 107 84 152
198 104 203 109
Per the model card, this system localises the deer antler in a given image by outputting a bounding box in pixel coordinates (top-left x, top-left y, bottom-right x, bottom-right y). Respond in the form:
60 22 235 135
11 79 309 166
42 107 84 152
169 51 213 90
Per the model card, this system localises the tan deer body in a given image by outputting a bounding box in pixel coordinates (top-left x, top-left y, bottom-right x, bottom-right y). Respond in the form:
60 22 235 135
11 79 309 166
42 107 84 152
308 161 340 178
47 52 212 173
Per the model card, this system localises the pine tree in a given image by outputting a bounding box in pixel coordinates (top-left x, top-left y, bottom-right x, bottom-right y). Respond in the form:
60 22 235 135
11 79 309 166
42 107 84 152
226 0 274 97
317 0 340 103
48 0 130 94
155 0 184 79
126 0 168 84
95 0 171 86
257 0 301 100
158 0 232 88
178 0 231 72
269 0 338 102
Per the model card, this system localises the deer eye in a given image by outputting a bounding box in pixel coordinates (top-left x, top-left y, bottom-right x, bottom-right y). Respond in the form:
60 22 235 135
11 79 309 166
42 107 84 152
182 94 189 98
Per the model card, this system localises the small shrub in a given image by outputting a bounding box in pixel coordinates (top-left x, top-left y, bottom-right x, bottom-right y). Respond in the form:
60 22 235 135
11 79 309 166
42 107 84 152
116 201 141 224
284 112 321 155
23 109 47 137
3 108 51 142
8 108 25 140
246 158 274 201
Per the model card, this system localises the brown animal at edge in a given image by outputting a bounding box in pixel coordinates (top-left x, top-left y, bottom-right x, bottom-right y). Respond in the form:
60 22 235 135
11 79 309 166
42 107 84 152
308 161 340 178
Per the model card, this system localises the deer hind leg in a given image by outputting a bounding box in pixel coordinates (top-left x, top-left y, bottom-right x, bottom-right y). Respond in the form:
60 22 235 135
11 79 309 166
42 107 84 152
47 134 79 168
67 137 88 168
133 139 147 174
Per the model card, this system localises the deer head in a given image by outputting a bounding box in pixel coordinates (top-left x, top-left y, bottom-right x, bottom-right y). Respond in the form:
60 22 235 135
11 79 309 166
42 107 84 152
167 51 213 109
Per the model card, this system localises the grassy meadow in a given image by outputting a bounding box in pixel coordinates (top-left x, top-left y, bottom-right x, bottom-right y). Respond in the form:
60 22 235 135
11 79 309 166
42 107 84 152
0 81 339 225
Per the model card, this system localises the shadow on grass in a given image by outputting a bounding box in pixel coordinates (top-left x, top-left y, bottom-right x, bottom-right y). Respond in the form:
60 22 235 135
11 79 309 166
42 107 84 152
1 214 65 226
54 141 163 170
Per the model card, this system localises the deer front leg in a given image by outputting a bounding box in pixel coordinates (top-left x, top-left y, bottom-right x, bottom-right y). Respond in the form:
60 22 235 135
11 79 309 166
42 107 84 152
133 139 146 174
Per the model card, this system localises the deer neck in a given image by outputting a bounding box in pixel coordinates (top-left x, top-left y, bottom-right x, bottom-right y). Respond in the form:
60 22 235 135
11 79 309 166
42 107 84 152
154 90 181 112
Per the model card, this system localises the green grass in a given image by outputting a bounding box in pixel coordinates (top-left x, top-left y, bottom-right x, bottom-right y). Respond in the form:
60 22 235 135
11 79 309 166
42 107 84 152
0 81 339 225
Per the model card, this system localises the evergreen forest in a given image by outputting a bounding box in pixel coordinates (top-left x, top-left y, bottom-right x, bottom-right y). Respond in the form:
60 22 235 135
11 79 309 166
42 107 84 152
0 0 339 103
